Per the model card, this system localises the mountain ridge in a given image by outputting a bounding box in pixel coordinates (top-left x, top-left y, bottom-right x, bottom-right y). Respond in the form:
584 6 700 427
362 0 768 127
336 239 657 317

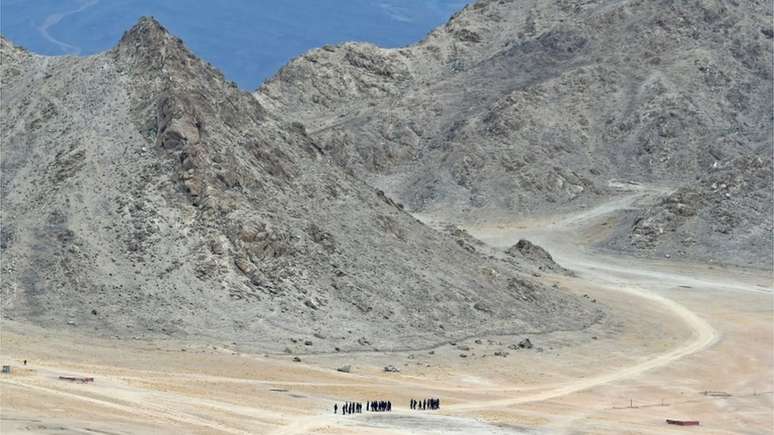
0 16 602 351
256 0 773 268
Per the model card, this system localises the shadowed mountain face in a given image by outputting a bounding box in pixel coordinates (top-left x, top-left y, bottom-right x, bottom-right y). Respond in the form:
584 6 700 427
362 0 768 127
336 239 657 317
256 0 773 268
0 19 601 351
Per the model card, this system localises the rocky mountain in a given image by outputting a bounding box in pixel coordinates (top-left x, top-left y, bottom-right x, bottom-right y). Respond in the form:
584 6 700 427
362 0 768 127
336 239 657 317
257 0 773 267
0 19 601 351
603 152 773 268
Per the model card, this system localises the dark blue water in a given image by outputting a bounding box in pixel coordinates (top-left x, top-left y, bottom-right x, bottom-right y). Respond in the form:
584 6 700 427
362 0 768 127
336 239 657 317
0 0 468 89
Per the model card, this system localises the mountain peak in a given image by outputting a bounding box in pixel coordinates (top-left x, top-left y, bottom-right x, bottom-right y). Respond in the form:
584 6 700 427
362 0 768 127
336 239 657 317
118 16 170 48
114 16 192 67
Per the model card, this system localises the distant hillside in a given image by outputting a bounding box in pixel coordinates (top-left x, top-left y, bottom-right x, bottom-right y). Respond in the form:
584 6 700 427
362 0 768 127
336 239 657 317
602 153 773 268
257 0 773 268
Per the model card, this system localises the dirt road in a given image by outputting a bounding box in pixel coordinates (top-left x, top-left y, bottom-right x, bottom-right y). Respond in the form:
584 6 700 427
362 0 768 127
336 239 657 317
458 184 772 433
1 184 771 434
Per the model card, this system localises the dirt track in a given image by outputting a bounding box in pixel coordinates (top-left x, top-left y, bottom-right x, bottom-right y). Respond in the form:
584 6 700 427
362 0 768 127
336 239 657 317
1 186 772 434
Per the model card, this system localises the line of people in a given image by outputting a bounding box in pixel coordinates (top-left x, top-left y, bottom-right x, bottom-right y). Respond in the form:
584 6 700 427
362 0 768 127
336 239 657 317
367 400 392 412
334 400 392 415
410 398 440 410
334 402 361 415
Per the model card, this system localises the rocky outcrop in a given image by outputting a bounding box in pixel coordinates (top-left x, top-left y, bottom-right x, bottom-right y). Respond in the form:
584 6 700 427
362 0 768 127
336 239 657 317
603 153 773 268
506 240 570 274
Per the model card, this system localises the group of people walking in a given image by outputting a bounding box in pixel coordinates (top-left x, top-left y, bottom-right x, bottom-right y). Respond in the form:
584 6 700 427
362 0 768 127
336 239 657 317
367 400 392 412
410 398 440 410
335 398 440 415
334 400 392 415
335 402 361 415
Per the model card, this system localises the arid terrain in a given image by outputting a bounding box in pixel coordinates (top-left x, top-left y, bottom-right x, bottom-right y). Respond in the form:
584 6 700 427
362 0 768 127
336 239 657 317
1 184 771 434
1 0 772 433
0 18 598 351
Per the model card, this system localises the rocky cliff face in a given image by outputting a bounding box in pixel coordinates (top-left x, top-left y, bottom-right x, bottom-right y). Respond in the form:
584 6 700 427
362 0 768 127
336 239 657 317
257 0 773 267
0 18 602 351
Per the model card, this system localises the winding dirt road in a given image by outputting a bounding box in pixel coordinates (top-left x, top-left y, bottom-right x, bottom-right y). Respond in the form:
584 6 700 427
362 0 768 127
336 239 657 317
267 185 769 434
1 184 771 434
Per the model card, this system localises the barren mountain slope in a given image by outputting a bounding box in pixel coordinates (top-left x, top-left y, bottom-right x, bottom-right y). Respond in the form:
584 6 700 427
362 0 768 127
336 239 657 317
0 20 602 351
602 152 773 268
256 0 773 267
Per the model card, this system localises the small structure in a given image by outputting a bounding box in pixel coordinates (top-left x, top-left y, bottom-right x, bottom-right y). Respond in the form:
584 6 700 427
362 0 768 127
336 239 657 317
1 365 10 374
58 376 94 383
666 419 700 426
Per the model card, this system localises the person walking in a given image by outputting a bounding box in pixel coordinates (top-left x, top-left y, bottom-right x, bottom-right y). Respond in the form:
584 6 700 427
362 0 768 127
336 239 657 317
334 403 338 414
